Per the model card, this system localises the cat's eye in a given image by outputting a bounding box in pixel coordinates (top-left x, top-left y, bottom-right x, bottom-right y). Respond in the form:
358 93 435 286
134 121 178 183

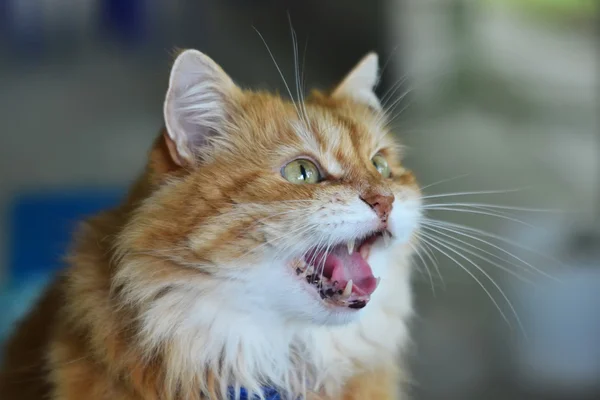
371 154 391 178
282 159 321 184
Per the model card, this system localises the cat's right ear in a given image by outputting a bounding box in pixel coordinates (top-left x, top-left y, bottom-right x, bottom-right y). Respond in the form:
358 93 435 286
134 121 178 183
332 52 381 111
163 49 240 167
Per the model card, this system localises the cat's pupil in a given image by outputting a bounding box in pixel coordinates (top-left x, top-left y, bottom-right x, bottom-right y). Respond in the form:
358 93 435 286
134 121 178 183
300 165 307 180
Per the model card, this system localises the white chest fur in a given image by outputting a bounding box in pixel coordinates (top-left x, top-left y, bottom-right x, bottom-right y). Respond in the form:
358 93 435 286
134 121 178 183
136 249 413 398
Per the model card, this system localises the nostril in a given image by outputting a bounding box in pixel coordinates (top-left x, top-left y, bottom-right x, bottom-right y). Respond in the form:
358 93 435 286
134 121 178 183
360 195 375 210
360 192 394 220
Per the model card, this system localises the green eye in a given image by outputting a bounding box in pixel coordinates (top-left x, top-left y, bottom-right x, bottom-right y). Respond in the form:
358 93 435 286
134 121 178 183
282 159 321 184
371 154 391 178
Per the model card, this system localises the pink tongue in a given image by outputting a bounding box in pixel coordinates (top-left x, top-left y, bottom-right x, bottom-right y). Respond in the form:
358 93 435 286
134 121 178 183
321 248 378 296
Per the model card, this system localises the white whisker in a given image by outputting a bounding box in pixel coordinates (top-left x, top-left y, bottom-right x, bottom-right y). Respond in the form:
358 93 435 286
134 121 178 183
317 238 334 287
421 219 558 279
422 228 535 284
421 188 527 200
287 14 310 129
409 241 436 295
304 231 328 269
423 207 538 229
417 238 445 289
419 231 526 337
381 77 408 110
419 174 471 191
253 27 303 121
239 223 314 259
423 202 560 213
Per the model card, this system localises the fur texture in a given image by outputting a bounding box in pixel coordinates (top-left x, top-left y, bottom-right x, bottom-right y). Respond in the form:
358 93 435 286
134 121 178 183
0 49 421 400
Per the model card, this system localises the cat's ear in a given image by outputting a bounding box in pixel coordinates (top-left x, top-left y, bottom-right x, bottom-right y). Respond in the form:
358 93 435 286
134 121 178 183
332 52 381 110
163 49 240 167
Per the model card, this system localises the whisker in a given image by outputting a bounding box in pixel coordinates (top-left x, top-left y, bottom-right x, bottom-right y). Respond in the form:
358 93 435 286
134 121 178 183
213 209 314 240
419 174 471 191
239 223 314 259
409 241 436 295
287 14 310 129
423 207 538 229
274 224 317 257
423 202 559 213
376 45 400 90
269 230 314 263
304 231 328 269
317 238 334 288
248 208 317 225
385 99 414 128
374 78 412 129
422 228 535 284
382 89 412 125
421 188 528 200
421 219 558 279
417 238 446 289
417 233 511 325
424 205 520 220
380 77 408 110
300 42 310 128
384 87 411 114
253 26 302 120
300 35 309 101
419 231 526 336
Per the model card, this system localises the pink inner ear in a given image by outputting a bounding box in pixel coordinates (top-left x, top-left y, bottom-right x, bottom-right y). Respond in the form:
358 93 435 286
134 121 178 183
332 53 381 110
164 49 238 167
163 131 186 167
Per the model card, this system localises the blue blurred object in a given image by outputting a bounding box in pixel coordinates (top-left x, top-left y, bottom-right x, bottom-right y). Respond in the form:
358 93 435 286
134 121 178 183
229 387 283 400
101 0 147 44
1 0 44 57
0 273 52 353
1 189 123 351
8 189 124 285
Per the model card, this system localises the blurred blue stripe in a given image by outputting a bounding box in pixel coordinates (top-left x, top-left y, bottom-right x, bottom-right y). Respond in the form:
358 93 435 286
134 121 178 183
1 188 124 356
101 0 147 44
7 188 124 285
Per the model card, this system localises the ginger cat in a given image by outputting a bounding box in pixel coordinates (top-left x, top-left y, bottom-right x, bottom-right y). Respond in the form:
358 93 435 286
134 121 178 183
0 49 421 400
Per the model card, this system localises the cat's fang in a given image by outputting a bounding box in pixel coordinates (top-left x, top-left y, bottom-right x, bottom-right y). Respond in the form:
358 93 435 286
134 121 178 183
347 240 355 254
359 246 370 260
382 231 391 247
342 280 353 298
301 264 313 277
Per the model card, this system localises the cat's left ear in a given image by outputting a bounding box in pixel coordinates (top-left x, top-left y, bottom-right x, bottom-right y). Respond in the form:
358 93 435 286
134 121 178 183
163 49 241 167
332 52 381 110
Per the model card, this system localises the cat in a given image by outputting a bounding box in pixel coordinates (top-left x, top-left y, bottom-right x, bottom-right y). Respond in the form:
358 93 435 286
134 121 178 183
0 49 421 400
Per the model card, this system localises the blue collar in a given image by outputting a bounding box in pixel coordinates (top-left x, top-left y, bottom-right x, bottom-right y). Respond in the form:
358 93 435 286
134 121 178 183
229 387 282 400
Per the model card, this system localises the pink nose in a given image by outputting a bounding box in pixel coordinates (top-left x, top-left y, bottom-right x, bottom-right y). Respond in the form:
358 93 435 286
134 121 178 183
360 191 394 222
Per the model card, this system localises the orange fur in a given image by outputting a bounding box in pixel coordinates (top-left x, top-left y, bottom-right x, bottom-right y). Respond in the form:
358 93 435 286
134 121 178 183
0 50 420 400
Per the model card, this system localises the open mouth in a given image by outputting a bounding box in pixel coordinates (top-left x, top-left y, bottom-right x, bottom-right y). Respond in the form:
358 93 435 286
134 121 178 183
292 230 390 310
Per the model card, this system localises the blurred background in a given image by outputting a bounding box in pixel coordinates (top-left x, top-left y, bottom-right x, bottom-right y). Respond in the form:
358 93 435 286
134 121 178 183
0 0 597 399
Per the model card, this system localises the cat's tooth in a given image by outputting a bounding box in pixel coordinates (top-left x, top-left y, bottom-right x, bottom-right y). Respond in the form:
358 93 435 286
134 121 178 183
375 277 381 288
359 246 370 260
383 232 391 247
301 264 312 277
342 280 353 298
347 240 355 254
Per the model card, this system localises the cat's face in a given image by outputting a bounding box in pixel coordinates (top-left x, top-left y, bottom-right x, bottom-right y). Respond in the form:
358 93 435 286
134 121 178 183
121 50 421 327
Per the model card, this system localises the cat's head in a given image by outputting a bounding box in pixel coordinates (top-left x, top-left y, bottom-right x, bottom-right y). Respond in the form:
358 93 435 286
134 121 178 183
119 49 421 327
